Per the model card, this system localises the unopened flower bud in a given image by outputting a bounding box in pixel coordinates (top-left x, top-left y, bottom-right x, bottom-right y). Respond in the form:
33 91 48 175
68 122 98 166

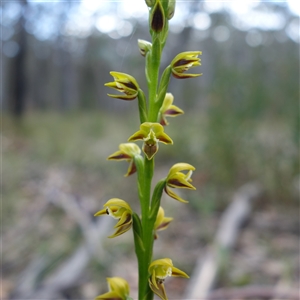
167 0 176 20
138 39 152 57
145 0 155 7
150 0 165 33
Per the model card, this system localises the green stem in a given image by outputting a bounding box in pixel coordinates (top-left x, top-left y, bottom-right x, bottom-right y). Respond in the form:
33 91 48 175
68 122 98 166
138 89 148 123
153 65 172 120
148 34 162 122
137 157 154 300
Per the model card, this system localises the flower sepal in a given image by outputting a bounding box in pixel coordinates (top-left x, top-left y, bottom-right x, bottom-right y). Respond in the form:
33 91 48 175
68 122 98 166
154 207 173 239
95 277 130 300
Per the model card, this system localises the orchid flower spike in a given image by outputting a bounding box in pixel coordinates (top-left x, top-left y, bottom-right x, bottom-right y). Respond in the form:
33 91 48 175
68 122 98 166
148 258 189 300
165 163 196 203
171 51 202 79
159 93 184 126
154 207 173 239
105 71 139 100
107 143 141 177
94 199 133 238
128 122 173 160
95 277 131 300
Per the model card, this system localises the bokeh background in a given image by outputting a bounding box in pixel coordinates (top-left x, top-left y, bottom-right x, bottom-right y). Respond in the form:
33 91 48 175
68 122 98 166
2 0 299 299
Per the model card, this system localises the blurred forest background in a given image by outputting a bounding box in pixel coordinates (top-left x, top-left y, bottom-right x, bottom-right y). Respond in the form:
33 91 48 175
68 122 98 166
2 0 299 299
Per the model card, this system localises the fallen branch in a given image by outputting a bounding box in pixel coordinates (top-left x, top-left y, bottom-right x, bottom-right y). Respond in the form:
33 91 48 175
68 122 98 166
184 182 263 299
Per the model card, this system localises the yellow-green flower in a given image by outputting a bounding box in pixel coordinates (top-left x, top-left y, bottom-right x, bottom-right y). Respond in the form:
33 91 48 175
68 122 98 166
148 258 189 300
171 51 202 79
94 199 132 238
159 93 184 126
108 143 141 177
95 277 130 300
165 163 196 203
105 71 139 100
128 122 173 160
154 207 173 239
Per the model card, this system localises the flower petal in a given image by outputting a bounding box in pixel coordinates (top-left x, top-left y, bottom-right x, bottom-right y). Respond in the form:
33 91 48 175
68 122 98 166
164 105 184 116
95 291 122 300
143 142 159 160
128 130 147 142
155 131 173 144
114 211 132 228
94 208 108 217
149 278 168 300
108 222 132 238
125 160 137 177
156 217 173 232
103 199 132 212
107 93 137 100
95 277 130 300
107 150 131 160
164 186 189 203
169 163 195 175
167 174 196 190
171 266 189 278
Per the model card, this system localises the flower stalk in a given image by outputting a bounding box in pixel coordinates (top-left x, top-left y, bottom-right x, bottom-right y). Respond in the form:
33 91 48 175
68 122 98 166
96 1 202 299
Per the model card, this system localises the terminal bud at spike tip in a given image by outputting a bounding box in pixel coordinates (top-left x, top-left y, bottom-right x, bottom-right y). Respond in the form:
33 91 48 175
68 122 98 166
150 0 165 33
167 0 176 20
